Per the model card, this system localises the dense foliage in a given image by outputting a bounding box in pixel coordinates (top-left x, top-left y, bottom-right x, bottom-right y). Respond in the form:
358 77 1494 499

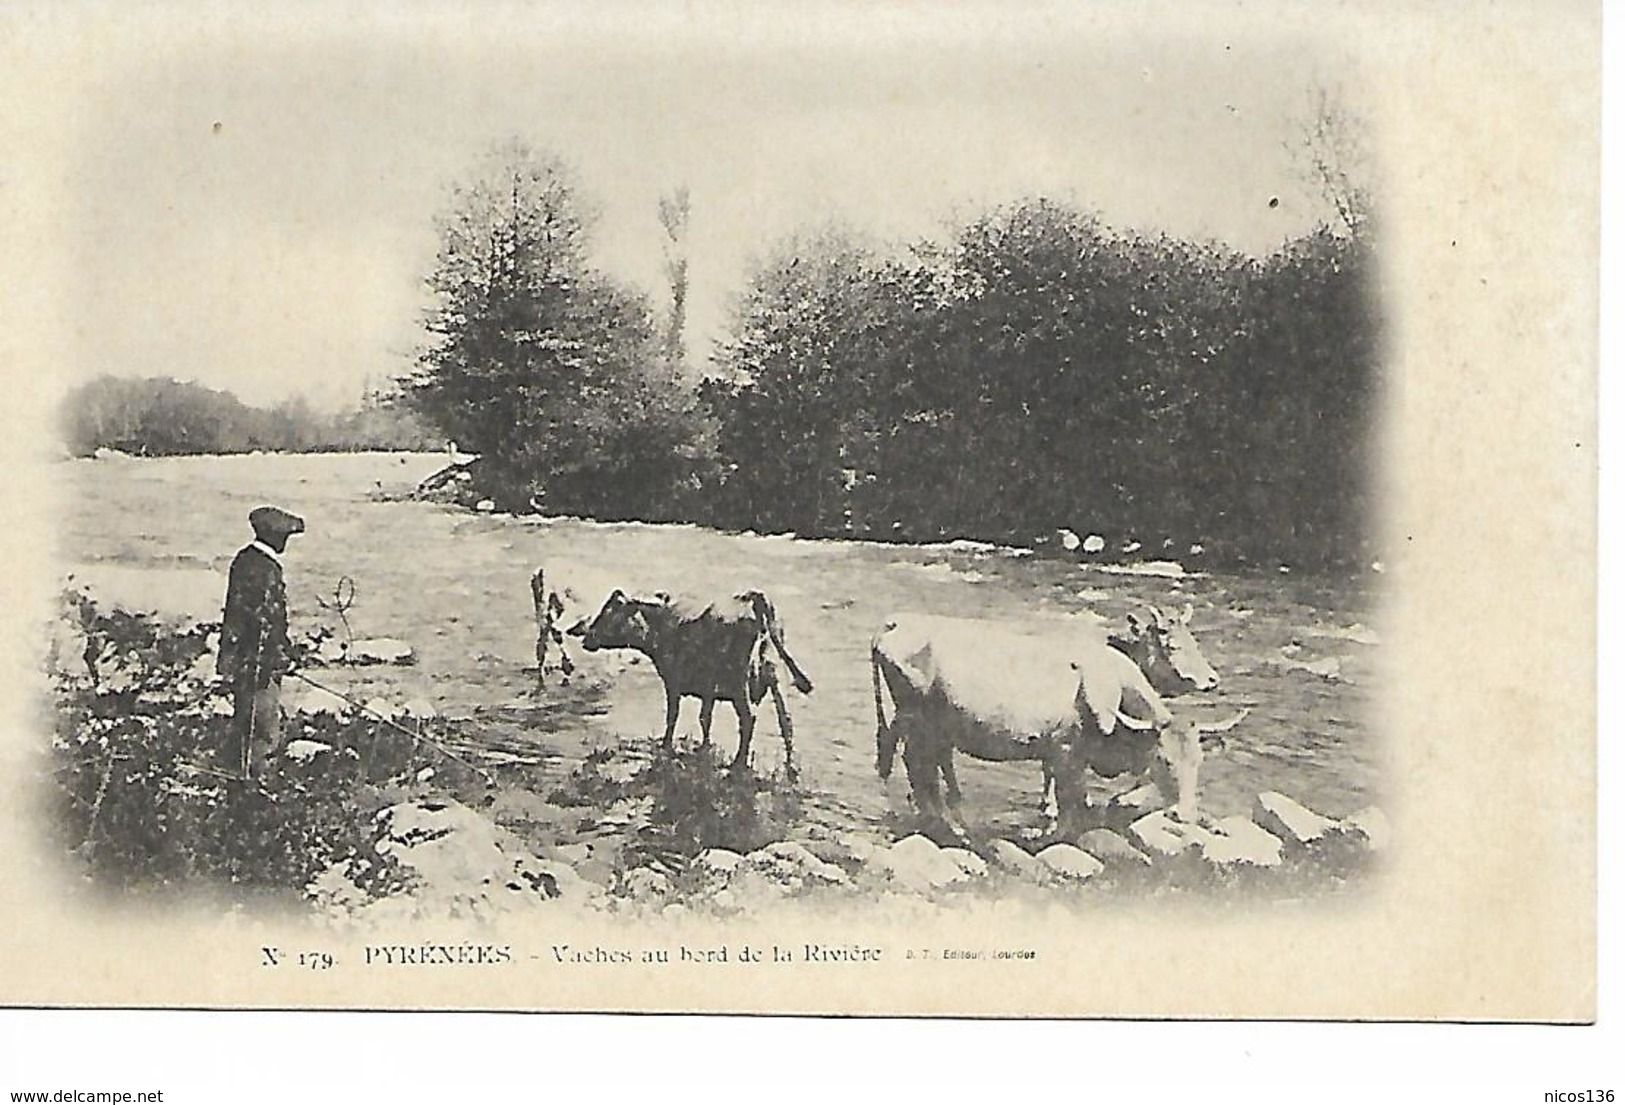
46 591 442 903
407 139 1379 571
405 142 706 518
59 375 439 458
701 206 1381 569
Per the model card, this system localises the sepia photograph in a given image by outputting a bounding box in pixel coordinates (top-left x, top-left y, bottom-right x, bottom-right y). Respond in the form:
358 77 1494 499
0 0 1597 1027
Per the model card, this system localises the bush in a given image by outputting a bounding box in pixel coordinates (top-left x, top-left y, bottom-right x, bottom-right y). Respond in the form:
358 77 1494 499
46 590 433 905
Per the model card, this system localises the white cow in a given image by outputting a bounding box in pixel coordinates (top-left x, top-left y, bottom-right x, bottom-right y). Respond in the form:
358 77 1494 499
871 614 1243 834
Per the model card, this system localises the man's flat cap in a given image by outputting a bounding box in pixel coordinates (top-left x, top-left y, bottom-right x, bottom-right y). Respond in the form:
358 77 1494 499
249 505 306 539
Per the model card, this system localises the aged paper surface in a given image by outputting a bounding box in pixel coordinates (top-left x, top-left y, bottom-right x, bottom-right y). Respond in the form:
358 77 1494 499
0 0 1597 1020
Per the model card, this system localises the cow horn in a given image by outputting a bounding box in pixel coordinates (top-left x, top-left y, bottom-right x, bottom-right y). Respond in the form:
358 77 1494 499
1193 708 1249 734
1114 709 1156 732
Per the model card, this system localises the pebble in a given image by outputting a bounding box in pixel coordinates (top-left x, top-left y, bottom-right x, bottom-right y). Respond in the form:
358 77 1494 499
1035 843 1104 882
1253 792 1337 848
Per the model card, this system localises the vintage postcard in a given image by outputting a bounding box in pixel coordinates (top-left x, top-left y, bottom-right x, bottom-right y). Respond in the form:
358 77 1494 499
0 0 1597 1020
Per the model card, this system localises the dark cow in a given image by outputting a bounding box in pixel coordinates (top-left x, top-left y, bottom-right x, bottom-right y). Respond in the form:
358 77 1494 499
569 589 814 776
871 614 1243 834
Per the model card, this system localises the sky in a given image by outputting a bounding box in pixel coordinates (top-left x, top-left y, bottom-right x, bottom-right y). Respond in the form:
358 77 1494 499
52 4 1363 411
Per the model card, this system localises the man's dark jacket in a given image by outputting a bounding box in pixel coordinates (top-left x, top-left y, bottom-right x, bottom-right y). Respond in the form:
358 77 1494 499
217 544 293 689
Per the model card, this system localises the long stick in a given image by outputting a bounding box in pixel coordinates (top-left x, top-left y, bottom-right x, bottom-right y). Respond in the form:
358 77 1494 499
287 670 495 785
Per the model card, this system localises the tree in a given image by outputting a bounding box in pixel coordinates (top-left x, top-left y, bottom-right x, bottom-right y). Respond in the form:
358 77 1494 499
657 186 691 365
704 224 902 533
1292 82 1374 239
406 141 702 517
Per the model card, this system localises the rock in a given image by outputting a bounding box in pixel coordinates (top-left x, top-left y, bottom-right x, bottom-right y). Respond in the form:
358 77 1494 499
989 839 1043 880
401 697 438 719
1036 843 1104 882
1129 810 1202 857
940 847 988 879
873 834 971 892
371 798 575 915
476 499 496 513
348 638 417 666
695 848 745 877
1081 533 1106 554
1338 806 1391 852
1271 654 1344 680
1253 792 1337 849
282 739 333 763
1077 828 1152 868
552 842 594 866
1199 816 1283 868
747 841 849 886
1056 528 1082 552
620 867 672 901
843 837 879 864
799 836 862 868
415 767 436 784
285 682 350 717
306 864 369 913
362 696 401 722
511 854 594 904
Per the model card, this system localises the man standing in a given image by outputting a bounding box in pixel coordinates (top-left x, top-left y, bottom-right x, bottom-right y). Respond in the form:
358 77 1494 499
217 505 304 779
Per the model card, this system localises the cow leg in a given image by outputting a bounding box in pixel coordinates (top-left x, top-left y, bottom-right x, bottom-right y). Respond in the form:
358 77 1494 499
730 700 756 774
940 747 963 810
767 680 797 782
661 691 681 753
698 698 716 749
902 733 947 825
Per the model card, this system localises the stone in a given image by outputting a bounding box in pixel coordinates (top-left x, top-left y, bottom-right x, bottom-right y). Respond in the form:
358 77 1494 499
989 839 1043 880
1035 843 1104 882
1199 816 1284 868
476 499 496 513
748 841 848 885
1130 810 1202 857
873 834 971 892
286 682 350 717
401 697 438 719
620 867 671 900
940 847 988 879
1253 792 1337 848
695 848 745 877
1077 828 1152 868
362 696 401 722
348 638 417 666
552 842 594 866
728 867 795 907
1081 533 1106 554
282 739 333 763
1338 806 1391 852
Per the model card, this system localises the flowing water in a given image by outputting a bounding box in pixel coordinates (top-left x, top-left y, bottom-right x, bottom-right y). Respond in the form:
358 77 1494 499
58 451 1383 838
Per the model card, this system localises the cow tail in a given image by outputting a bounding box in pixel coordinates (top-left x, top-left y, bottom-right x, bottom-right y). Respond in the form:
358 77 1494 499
749 591 814 695
872 643 900 781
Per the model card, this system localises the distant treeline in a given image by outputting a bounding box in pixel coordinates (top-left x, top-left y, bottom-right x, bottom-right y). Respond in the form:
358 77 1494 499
408 145 1381 572
60 376 441 458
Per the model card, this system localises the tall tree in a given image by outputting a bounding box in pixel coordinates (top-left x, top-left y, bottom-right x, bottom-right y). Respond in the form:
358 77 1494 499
657 185 692 365
407 141 701 517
